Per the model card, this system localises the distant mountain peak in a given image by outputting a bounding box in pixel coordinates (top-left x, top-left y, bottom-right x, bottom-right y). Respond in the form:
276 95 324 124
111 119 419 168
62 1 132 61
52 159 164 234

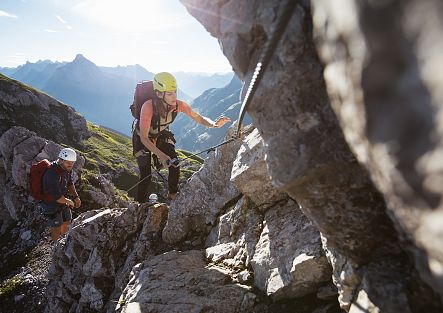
74 53 86 60
72 54 96 67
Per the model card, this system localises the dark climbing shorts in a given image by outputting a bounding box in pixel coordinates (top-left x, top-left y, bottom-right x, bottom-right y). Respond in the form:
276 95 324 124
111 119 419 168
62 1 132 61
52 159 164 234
39 203 72 228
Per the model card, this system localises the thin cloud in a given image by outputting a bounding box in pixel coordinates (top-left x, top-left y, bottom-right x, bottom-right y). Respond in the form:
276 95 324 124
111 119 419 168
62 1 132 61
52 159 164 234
55 15 67 24
44 29 60 33
66 25 72 30
0 10 18 19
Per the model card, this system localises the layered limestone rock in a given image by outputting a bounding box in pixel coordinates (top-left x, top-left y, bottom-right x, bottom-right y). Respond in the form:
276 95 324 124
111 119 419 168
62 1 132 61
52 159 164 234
180 0 442 311
165 124 334 302
0 74 90 146
162 125 248 244
205 196 262 280
251 200 331 301
231 128 287 207
46 203 168 312
43 124 337 312
118 250 264 313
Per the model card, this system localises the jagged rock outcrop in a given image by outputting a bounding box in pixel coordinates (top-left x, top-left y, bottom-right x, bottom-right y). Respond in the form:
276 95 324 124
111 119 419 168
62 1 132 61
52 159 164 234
118 250 264 313
162 125 248 244
46 203 168 313
166 125 333 302
43 124 338 312
251 200 331 301
0 74 90 147
180 0 443 311
231 129 286 207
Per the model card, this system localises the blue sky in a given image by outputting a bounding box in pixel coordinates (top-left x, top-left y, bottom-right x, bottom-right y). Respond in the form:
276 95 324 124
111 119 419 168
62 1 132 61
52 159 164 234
0 0 232 73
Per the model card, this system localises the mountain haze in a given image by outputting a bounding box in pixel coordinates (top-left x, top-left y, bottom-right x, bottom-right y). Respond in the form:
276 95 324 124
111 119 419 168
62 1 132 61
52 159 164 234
42 54 135 134
0 55 194 135
0 55 241 145
172 75 251 152
172 71 234 98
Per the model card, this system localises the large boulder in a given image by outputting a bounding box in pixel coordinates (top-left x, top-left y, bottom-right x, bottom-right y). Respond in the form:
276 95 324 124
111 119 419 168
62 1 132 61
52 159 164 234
180 0 443 311
118 250 265 313
251 199 331 301
231 128 287 207
311 0 443 302
162 125 248 244
46 203 168 313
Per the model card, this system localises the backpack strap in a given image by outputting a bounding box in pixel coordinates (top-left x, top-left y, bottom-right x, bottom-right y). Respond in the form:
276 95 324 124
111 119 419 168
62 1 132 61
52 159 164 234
148 101 178 138
50 162 64 176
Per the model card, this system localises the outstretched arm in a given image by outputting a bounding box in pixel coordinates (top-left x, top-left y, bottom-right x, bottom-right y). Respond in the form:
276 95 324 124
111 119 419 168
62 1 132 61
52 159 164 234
179 101 231 128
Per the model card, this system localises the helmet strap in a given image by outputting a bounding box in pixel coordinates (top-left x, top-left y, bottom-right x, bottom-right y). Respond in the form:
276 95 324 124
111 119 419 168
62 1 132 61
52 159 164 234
161 94 172 111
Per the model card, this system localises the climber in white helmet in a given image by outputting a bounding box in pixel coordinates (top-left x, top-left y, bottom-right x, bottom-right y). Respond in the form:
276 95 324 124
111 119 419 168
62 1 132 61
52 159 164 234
40 147 81 241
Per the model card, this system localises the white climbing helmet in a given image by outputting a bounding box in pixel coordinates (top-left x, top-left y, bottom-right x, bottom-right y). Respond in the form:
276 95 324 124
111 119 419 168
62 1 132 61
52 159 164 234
58 148 77 162
148 194 158 203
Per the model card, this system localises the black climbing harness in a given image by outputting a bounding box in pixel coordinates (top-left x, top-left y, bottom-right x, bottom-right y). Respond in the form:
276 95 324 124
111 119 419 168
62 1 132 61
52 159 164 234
125 137 237 193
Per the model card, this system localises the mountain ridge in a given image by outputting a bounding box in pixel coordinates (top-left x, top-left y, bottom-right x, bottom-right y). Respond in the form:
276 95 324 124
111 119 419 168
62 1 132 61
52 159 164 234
0 55 234 136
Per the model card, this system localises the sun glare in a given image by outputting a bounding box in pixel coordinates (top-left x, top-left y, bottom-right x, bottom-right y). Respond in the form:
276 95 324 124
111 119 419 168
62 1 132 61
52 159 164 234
72 0 189 31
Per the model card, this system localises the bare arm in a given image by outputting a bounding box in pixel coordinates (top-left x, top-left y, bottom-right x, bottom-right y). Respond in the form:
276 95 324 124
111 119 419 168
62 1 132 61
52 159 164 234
67 184 81 208
190 111 216 128
180 102 231 128
139 134 170 160
67 184 78 198
56 195 74 207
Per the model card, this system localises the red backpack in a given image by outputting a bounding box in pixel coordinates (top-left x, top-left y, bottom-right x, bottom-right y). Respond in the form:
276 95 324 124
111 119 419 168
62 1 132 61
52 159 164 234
29 159 60 202
130 81 156 119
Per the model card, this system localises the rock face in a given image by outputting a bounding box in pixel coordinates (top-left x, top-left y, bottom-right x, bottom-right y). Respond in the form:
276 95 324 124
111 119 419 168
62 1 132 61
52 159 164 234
41 124 338 313
231 129 287 207
251 200 331 301
5 1 443 312
311 0 443 303
46 203 168 312
0 74 90 147
180 0 443 311
162 125 246 245
119 250 262 313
